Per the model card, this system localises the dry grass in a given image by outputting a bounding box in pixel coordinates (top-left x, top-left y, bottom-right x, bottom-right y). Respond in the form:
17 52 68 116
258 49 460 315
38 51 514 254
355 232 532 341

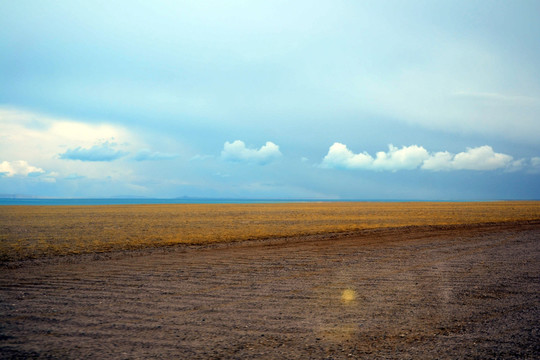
1 201 540 261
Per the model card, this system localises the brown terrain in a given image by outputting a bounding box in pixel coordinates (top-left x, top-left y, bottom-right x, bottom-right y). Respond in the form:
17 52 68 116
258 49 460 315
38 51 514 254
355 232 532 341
1 219 539 359
2 201 540 261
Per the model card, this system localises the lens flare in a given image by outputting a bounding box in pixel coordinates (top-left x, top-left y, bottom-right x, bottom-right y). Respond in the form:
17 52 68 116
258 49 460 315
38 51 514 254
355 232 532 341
341 289 356 303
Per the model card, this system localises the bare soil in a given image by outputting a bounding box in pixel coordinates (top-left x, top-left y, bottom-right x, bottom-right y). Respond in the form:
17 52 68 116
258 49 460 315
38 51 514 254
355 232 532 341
1 222 539 359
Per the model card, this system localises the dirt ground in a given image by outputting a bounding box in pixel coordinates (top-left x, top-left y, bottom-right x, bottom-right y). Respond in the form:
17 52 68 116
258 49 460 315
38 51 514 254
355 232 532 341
1 221 539 359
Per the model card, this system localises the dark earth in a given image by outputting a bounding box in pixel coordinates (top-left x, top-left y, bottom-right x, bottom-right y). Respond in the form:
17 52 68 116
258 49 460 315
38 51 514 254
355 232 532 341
1 221 539 359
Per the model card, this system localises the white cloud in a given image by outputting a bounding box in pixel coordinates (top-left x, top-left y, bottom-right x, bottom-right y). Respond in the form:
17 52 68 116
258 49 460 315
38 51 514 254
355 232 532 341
321 143 373 170
452 146 513 170
373 145 429 171
422 146 513 171
321 143 428 171
0 107 128 147
221 140 282 164
421 151 454 171
0 160 45 177
0 106 138 179
322 143 534 172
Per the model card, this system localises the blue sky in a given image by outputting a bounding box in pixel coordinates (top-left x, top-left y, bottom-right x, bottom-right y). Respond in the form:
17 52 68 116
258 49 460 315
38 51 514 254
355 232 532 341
1 0 539 199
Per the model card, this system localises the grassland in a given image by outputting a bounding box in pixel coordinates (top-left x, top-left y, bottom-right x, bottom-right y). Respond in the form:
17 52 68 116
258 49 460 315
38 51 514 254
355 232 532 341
1 201 540 261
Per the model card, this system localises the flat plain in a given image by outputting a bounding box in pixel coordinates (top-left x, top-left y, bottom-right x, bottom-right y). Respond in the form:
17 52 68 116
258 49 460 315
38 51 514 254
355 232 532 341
1 201 540 261
1 202 539 359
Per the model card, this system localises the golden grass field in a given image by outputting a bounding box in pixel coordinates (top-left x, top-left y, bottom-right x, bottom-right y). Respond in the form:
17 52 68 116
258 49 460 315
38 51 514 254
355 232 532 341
1 201 540 261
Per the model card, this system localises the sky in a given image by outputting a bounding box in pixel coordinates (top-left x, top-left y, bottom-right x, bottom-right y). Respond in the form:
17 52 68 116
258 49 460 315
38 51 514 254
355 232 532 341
1 0 540 200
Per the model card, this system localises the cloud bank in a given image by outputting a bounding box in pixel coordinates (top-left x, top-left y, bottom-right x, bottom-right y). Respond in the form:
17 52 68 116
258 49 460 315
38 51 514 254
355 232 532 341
422 146 514 171
0 160 45 177
221 140 282 165
321 143 429 171
322 143 525 172
59 142 127 162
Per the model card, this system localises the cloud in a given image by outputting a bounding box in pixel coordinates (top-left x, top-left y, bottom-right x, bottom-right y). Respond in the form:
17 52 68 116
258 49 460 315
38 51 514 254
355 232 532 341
40 172 59 183
452 91 539 105
321 143 372 170
420 151 454 171
373 145 430 171
359 39 540 145
134 149 179 161
0 160 45 177
506 159 526 172
422 146 513 171
0 107 130 147
530 157 540 173
322 143 531 172
221 140 282 165
321 143 429 171
59 141 127 161
0 106 139 179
